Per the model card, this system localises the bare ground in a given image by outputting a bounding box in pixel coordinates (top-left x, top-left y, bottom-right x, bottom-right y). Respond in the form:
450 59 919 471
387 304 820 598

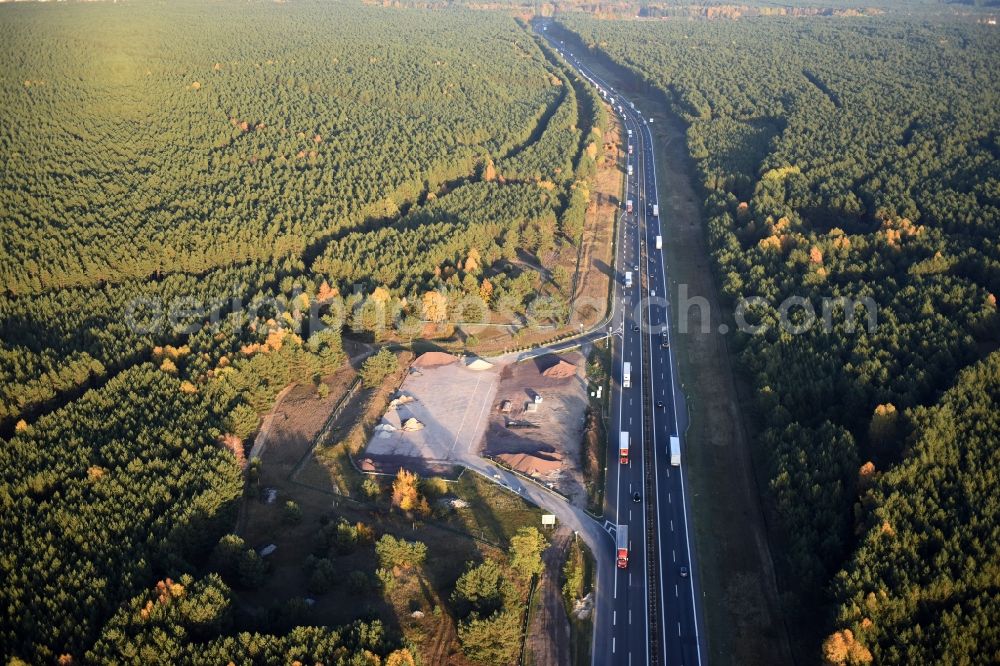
526 526 573 666
482 352 589 506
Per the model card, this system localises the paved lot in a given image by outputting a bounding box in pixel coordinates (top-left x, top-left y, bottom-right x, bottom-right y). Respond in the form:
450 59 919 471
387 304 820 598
364 357 500 463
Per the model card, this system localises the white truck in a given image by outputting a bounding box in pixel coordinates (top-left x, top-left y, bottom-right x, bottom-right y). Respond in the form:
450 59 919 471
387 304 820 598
619 431 630 465
626 199 633 214
656 235 662 250
652 204 659 217
627 129 633 137
628 144 633 155
670 435 681 466
616 524 629 569
623 361 631 388
624 271 633 288
628 164 633 176
661 325 669 348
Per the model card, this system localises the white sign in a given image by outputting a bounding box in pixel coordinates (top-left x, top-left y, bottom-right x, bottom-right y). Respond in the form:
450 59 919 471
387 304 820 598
541 514 557 526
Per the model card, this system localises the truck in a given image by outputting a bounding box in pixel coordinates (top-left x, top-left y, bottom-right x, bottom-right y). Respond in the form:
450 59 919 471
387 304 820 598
609 97 615 106
623 361 631 388
626 199 633 214
616 525 629 568
628 164 633 176
624 271 633 288
655 235 662 250
627 129 633 138
619 431 630 465
661 325 669 348
670 436 681 466
652 204 659 217
628 144 633 155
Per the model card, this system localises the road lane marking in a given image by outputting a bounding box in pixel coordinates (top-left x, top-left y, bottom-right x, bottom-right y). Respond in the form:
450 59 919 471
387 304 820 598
614 610 617 625
671 520 674 532
678 622 682 637
676 584 679 598
673 549 676 562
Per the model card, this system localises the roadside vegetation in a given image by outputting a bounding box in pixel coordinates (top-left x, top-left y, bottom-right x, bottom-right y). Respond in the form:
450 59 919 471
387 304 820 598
561 11 1000 663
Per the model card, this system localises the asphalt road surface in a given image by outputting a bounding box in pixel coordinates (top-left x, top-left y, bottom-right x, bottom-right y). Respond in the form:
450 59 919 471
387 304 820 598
536 22 708 666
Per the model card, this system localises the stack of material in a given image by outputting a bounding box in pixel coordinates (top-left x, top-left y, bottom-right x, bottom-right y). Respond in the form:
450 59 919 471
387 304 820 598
413 351 457 368
466 357 494 370
401 417 424 432
389 394 415 408
542 359 577 379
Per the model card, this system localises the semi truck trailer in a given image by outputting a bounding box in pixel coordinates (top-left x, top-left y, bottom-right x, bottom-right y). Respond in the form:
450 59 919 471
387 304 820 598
670 435 681 466
655 235 662 250
619 431 629 465
623 361 631 388
616 525 629 568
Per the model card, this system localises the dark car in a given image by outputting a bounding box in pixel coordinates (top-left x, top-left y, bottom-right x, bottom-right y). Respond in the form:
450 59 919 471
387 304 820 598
656 400 664 409
633 325 640 332
680 566 689 578
632 492 641 503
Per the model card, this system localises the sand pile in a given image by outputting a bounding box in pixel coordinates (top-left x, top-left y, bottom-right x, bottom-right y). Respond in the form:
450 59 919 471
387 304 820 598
413 351 457 368
542 359 577 379
389 394 415 407
401 417 425 432
497 451 564 476
466 357 494 370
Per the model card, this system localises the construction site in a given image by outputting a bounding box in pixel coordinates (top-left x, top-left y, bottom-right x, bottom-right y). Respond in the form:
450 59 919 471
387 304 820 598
360 350 591 505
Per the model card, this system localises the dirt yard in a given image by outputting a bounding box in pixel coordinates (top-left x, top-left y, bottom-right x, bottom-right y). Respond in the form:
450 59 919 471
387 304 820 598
525 526 573 666
482 352 590 506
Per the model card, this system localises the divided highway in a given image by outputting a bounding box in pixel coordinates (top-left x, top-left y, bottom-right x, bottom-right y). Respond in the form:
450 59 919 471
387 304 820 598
536 23 707 665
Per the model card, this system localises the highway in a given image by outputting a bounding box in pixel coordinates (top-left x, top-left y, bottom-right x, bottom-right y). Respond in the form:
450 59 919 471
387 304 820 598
535 22 707 665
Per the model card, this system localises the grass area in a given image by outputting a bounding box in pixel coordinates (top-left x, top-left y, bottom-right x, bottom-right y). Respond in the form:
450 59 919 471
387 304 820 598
448 471 545 546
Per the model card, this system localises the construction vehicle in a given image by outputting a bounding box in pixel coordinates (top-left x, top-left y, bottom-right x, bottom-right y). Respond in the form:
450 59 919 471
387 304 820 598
623 361 631 387
619 431 630 464
670 435 681 466
616 525 629 568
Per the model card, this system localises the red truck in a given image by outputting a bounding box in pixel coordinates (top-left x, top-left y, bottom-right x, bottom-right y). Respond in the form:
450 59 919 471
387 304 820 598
616 524 629 568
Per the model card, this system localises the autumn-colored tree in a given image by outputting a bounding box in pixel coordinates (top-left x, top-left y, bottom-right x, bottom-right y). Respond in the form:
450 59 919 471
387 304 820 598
479 278 494 305
422 291 449 323
465 247 481 272
391 468 421 512
822 629 873 665
385 649 416 666
868 403 898 448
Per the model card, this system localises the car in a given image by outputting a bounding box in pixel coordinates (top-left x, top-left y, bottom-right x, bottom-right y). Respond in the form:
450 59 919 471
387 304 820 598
656 400 664 409
632 492 641 503
633 325 640 332
634 264 639 271
680 566 689 578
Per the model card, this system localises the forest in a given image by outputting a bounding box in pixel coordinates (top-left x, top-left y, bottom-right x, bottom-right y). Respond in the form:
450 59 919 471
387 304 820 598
0 1 602 663
561 12 1000 663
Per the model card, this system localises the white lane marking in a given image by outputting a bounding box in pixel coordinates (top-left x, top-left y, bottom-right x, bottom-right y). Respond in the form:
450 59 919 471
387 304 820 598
673 549 676 562
678 622 682 637
669 492 672 504
675 584 680 598
671 520 675 532
614 610 617 625
613 637 616 654
629 609 632 624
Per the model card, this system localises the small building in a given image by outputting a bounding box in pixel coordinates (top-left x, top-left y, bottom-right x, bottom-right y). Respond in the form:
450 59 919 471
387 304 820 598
500 400 513 413
258 544 277 558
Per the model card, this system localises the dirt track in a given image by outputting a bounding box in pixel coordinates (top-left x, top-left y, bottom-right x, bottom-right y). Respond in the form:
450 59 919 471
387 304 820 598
526 526 573 666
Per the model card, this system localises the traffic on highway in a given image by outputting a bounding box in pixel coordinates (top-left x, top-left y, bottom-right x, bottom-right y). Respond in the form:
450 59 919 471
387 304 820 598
537 22 706 666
